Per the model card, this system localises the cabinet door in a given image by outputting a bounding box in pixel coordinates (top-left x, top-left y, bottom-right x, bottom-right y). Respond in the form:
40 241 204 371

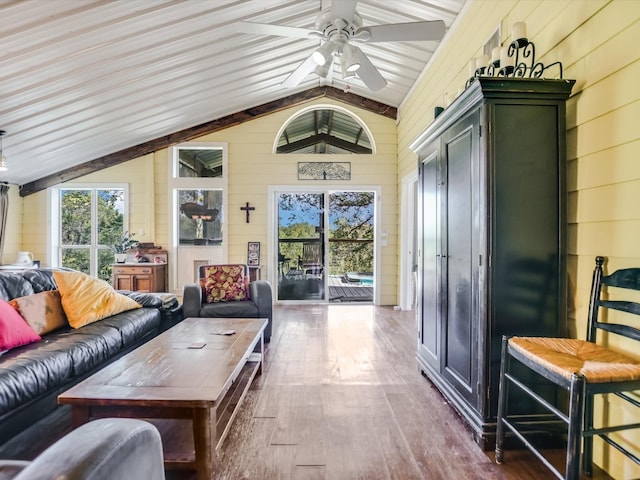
113 274 133 291
133 274 152 292
441 109 480 405
418 145 440 370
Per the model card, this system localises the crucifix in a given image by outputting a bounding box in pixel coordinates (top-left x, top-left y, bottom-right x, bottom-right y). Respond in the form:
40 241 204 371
240 202 255 223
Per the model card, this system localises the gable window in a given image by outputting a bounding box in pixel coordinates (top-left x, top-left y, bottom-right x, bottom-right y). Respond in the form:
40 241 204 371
275 107 373 154
50 185 128 282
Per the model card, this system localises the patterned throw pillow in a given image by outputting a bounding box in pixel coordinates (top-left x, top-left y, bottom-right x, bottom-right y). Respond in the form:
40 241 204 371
201 265 249 303
10 290 68 335
0 299 41 352
53 270 142 329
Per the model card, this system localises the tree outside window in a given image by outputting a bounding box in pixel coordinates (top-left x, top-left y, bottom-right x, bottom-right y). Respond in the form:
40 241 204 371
59 188 125 282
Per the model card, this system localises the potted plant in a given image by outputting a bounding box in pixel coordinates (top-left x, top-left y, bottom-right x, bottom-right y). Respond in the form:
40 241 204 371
111 231 138 263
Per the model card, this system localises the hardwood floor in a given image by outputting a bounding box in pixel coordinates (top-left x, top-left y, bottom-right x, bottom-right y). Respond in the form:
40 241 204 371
0 305 612 479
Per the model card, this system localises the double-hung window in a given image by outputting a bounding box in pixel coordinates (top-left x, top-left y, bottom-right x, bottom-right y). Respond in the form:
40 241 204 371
50 184 128 281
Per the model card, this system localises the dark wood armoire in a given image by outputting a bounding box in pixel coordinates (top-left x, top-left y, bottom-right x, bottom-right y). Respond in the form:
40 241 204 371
410 77 575 449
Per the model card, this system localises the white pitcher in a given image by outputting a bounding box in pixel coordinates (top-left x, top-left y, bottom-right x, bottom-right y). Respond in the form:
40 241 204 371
15 251 34 266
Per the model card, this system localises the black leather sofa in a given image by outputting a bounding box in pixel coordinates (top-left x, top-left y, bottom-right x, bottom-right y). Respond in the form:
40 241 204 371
0 268 181 445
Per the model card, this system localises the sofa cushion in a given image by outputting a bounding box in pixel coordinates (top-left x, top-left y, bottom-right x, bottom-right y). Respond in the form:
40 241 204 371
199 300 258 319
0 274 35 303
201 265 249 303
53 271 141 328
0 300 41 352
21 269 59 295
0 307 161 416
87 308 162 349
9 291 68 335
0 340 73 415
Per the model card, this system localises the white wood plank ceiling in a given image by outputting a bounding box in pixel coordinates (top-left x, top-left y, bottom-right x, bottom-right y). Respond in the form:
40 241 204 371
0 0 465 187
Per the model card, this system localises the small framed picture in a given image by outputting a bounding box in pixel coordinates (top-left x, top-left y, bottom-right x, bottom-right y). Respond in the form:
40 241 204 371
247 242 260 266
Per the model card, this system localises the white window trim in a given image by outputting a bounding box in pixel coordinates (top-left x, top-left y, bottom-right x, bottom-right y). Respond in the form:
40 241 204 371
267 184 382 305
168 142 228 293
48 183 129 271
272 104 377 155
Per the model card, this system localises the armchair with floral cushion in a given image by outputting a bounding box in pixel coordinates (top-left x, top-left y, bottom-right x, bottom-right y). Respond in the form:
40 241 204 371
182 264 273 341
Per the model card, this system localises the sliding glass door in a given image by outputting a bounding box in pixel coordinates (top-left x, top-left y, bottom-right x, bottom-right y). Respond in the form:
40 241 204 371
276 190 375 303
277 192 325 301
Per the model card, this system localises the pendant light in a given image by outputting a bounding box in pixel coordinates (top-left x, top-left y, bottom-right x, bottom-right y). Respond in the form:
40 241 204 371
0 131 7 172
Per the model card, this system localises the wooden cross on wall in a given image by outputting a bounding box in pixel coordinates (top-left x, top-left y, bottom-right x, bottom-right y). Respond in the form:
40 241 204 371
240 202 255 223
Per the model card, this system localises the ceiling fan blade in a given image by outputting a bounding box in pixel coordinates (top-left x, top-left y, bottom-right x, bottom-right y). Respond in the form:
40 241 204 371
353 47 387 91
283 54 318 88
331 0 358 22
237 21 316 39
356 20 446 43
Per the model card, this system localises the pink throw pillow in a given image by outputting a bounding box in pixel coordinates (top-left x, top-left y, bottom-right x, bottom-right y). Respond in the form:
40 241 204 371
0 299 41 352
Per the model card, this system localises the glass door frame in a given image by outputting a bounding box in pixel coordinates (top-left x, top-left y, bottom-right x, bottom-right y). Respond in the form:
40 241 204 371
268 185 381 305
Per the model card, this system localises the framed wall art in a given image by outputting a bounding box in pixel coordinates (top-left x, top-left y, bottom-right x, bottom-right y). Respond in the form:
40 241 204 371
298 162 351 180
247 241 260 266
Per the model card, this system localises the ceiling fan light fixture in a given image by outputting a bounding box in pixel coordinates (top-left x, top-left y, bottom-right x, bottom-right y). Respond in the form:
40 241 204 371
315 58 333 78
312 41 335 66
340 63 358 81
341 44 360 72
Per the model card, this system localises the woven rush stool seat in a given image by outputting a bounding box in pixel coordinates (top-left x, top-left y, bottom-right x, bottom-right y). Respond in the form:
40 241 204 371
495 256 640 480
508 337 640 383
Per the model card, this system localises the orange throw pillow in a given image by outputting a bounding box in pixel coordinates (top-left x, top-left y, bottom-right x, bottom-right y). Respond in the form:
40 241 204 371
53 270 141 329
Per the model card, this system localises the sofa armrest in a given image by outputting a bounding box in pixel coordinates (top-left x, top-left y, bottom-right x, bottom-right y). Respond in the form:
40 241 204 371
183 283 202 318
0 460 30 480
250 280 273 340
118 290 166 308
13 418 164 480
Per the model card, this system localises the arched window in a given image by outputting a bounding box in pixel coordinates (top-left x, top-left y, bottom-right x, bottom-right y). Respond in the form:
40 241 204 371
275 107 373 154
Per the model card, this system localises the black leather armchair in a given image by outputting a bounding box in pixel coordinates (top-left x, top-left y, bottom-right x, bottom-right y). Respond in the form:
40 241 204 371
182 264 273 341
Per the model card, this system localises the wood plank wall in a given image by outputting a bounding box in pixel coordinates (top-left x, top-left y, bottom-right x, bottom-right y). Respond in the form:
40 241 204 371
19 97 399 304
397 1 640 478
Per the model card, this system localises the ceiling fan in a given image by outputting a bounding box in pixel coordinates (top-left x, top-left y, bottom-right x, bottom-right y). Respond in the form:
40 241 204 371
237 0 446 92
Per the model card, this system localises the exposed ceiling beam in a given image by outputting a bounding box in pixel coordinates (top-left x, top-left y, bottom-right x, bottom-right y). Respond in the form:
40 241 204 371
19 87 396 196
326 110 334 136
276 132 372 154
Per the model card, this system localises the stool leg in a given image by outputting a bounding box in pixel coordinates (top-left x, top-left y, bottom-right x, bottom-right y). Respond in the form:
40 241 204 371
582 389 594 476
566 374 585 480
495 335 511 464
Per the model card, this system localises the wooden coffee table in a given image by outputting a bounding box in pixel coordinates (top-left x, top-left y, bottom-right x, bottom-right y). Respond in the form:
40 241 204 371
58 317 267 480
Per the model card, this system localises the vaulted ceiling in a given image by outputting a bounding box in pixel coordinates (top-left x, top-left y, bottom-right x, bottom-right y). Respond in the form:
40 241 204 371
0 0 465 194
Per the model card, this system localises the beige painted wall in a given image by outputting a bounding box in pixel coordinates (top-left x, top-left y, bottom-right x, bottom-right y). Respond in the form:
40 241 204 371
18 97 398 304
161 97 398 303
20 155 156 265
398 0 640 477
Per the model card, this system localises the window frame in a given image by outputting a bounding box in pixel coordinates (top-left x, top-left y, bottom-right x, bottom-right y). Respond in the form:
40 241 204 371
49 183 129 277
168 142 228 292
